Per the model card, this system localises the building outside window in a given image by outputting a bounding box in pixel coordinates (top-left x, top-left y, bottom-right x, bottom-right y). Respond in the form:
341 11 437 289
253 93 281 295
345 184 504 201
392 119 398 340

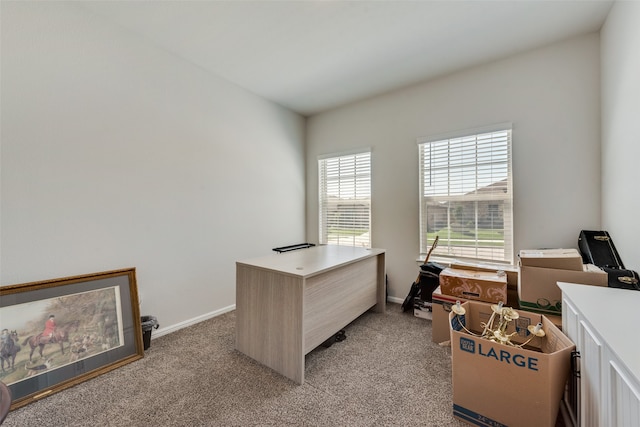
418 126 513 263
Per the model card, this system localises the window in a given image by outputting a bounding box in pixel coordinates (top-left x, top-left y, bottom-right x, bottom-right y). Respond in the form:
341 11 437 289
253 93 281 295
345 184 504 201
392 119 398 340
418 126 513 263
319 150 371 247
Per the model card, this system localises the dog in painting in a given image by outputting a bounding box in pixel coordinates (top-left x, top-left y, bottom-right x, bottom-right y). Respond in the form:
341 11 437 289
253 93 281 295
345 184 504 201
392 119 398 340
25 358 52 377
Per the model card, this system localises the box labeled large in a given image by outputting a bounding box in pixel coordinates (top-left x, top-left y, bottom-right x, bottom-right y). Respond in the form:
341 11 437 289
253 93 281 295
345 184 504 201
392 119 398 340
518 248 583 271
449 301 575 427
518 264 607 314
439 267 507 304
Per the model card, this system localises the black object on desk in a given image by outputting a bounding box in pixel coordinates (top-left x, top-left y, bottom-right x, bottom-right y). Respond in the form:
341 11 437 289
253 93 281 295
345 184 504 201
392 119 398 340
272 243 316 253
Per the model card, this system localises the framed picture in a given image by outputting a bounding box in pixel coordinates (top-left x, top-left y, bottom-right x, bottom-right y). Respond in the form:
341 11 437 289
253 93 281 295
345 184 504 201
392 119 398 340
0 268 144 410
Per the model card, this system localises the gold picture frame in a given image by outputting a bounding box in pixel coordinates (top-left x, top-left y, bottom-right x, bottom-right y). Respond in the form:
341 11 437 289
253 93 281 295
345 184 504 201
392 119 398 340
0 268 144 410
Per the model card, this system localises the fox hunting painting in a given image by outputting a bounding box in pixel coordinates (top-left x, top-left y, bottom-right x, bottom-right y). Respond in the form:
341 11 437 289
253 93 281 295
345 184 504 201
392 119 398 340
0 268 144 410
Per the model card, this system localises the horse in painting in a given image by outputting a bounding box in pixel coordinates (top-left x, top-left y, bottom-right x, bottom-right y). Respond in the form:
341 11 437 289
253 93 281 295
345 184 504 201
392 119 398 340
1 330 21 372
22 320 80 361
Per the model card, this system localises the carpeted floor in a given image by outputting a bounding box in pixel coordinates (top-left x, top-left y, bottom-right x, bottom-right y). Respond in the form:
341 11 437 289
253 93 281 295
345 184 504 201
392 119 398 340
3 303 465 426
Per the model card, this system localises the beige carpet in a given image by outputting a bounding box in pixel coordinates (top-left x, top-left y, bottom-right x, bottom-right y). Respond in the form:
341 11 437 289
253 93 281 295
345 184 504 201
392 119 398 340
3 303 465 427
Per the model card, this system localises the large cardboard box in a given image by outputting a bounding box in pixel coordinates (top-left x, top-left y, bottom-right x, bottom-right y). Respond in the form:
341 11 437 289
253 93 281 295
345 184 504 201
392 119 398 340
440 267 507 304
449 301 575 427
518 264 607 315
518 248 583 271
431 286 520 344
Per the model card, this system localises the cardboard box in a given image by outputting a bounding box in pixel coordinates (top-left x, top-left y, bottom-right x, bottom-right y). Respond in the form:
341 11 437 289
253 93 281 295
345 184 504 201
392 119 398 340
414 308 433 320
431 286 519 344
413 300 433 320
440 267 507 304
450 261 519 291
545 312 562 331
519 248 583 271
518 264 607 315
413 299 432 320
449 301 575 427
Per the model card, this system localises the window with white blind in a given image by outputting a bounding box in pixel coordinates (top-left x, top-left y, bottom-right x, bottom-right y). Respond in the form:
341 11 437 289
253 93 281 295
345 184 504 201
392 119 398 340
418 126 513 263
319 150 371 247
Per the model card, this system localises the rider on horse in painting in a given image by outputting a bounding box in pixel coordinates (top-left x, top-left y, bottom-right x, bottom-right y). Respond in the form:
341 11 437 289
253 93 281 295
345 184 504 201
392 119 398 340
1 328 20 372
43 315 57 342
0 329 10 349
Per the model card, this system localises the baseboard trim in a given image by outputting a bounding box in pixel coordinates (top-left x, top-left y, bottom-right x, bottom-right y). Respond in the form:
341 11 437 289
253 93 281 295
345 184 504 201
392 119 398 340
387 296 403 304
150 304 236 340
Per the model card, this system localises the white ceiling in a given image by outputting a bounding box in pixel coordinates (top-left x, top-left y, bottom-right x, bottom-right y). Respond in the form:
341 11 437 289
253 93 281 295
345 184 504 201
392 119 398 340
75 0 614 116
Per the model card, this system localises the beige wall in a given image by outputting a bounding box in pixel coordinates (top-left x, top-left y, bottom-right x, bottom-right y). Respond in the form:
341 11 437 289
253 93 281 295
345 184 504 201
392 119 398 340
306 34 602 300
0 2 306 330
600 1 640 272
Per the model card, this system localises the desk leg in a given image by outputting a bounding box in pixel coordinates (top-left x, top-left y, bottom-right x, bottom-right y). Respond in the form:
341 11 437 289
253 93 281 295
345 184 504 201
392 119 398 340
373 252 386 313
236 265 305 384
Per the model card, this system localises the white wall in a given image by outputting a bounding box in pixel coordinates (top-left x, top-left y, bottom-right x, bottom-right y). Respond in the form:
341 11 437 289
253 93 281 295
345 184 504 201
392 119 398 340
600 1 640 272
306 34 602 299
0 3 306 331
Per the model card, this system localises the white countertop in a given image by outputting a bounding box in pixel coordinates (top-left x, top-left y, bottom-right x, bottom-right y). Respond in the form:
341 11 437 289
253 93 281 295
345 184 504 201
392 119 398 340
558 282 640 382
237 245 385 278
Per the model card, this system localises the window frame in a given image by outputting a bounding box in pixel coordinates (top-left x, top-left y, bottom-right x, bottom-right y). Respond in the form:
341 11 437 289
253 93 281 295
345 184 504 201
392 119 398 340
318 149 372 248
417 124 513 264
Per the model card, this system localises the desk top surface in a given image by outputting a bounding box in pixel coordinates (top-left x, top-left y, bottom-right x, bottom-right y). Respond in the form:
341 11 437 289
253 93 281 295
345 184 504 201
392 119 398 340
237 245 384 278
558 282 640 382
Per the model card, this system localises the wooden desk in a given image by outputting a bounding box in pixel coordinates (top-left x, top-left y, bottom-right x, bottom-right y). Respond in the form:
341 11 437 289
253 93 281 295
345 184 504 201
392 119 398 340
235 245 385 384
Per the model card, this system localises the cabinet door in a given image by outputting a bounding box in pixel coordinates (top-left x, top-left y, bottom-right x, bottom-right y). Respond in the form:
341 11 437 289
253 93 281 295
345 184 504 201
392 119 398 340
562 296 580 343
608 358 640 427
580 320 603 427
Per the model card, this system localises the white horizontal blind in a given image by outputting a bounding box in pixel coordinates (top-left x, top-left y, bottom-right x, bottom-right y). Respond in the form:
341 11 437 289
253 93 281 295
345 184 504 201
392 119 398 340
418 128 513 263
319 151 371 247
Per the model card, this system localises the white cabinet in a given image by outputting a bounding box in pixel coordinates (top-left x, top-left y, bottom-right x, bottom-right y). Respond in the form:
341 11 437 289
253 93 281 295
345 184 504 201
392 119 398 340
608 356 640 426
559 282 640 427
